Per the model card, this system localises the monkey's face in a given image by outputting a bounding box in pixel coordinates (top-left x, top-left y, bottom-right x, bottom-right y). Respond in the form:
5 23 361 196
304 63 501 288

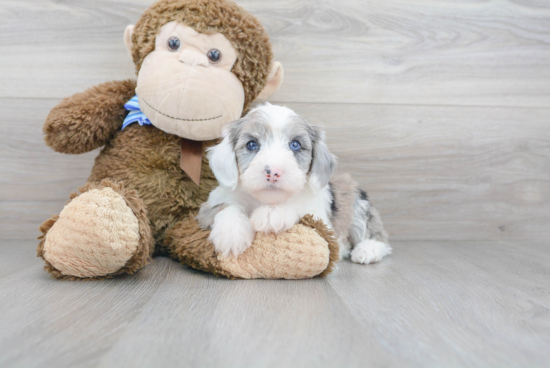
132 21 245 140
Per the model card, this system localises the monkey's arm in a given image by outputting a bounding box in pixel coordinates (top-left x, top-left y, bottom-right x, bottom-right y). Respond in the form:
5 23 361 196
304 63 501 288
43 79 136 154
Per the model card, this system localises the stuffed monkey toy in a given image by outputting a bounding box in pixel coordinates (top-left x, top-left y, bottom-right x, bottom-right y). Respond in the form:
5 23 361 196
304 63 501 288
37 0 339 280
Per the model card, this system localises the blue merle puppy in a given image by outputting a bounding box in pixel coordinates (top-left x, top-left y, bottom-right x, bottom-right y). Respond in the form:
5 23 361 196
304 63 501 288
197 103 391 264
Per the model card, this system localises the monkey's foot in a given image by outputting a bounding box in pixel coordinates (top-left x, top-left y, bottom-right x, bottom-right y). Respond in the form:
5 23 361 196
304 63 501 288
166 214 340 279
37 180 154 280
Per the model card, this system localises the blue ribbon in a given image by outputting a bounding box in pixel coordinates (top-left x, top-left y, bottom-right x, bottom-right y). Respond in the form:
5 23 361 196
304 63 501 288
122 95 153 130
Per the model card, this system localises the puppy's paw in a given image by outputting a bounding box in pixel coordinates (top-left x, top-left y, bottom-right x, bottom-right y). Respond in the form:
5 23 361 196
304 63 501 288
250 205 300 234
209 206 255 258
249 206 272 233
272 207 301 233
351 240 392 264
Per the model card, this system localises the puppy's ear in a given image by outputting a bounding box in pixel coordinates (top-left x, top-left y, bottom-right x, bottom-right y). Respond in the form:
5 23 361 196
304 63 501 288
207 133 239 190
309 126 337 192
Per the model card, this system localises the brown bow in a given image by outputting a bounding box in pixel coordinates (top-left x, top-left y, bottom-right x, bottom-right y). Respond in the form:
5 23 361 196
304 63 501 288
180 138 203 186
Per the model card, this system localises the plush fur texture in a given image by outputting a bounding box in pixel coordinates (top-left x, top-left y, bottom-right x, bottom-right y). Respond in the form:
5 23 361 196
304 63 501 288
130 21 248 141
88 123 219 248
131 0 273 110
44 79 137 154
44 79 219 249
39 87 333 279
37 180 154 280
166 214 339 279
43 187 140 277
38 0 335 280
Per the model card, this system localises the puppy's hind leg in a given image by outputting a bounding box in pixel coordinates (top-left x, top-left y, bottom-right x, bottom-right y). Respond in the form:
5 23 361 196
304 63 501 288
348 191 391 264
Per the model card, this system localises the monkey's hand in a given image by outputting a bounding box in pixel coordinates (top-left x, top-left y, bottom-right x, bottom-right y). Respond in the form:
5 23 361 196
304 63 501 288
43 79 136 154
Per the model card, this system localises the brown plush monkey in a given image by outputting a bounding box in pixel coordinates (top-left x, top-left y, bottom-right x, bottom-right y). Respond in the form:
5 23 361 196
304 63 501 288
37 0 338 280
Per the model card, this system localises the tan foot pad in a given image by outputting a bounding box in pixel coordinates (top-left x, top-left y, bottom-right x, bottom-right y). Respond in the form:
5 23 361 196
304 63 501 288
167 214 339 280
218 223 331 279
43 187 140 278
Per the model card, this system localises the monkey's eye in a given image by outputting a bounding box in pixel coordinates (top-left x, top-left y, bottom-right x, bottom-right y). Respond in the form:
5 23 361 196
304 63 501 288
207 49 221 63
167 37 181 52
289 140 301 151
246 141 258 151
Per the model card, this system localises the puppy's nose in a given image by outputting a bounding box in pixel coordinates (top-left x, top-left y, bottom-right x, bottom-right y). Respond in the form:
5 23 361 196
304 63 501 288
265 166 283 182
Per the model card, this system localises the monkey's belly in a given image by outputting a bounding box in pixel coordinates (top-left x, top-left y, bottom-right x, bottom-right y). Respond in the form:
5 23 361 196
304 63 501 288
88 125 218 243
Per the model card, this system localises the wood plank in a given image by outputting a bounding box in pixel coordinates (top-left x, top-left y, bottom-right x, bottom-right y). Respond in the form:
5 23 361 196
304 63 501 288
2 1 549 367
0 239 548 367
2 98 549 241
327 240 550 367
1 0 549 107
0 246 174 368
0 240 397 368
0 240 44 279
96 270 396 367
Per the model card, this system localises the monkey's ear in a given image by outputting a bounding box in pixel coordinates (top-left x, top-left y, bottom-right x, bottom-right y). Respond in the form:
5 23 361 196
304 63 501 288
207 135 239 190
124 25 135 59
256 62 284 101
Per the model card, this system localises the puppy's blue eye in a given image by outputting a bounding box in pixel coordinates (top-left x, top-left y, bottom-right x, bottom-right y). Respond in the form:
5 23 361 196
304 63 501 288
246 141 258 151
289 140 301 151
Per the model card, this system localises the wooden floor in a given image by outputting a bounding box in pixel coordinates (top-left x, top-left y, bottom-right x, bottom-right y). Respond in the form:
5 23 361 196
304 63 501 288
1 0 550 367
0 239 548 367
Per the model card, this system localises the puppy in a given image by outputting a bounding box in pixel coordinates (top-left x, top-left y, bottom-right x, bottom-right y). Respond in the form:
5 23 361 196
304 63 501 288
197 103 391 264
